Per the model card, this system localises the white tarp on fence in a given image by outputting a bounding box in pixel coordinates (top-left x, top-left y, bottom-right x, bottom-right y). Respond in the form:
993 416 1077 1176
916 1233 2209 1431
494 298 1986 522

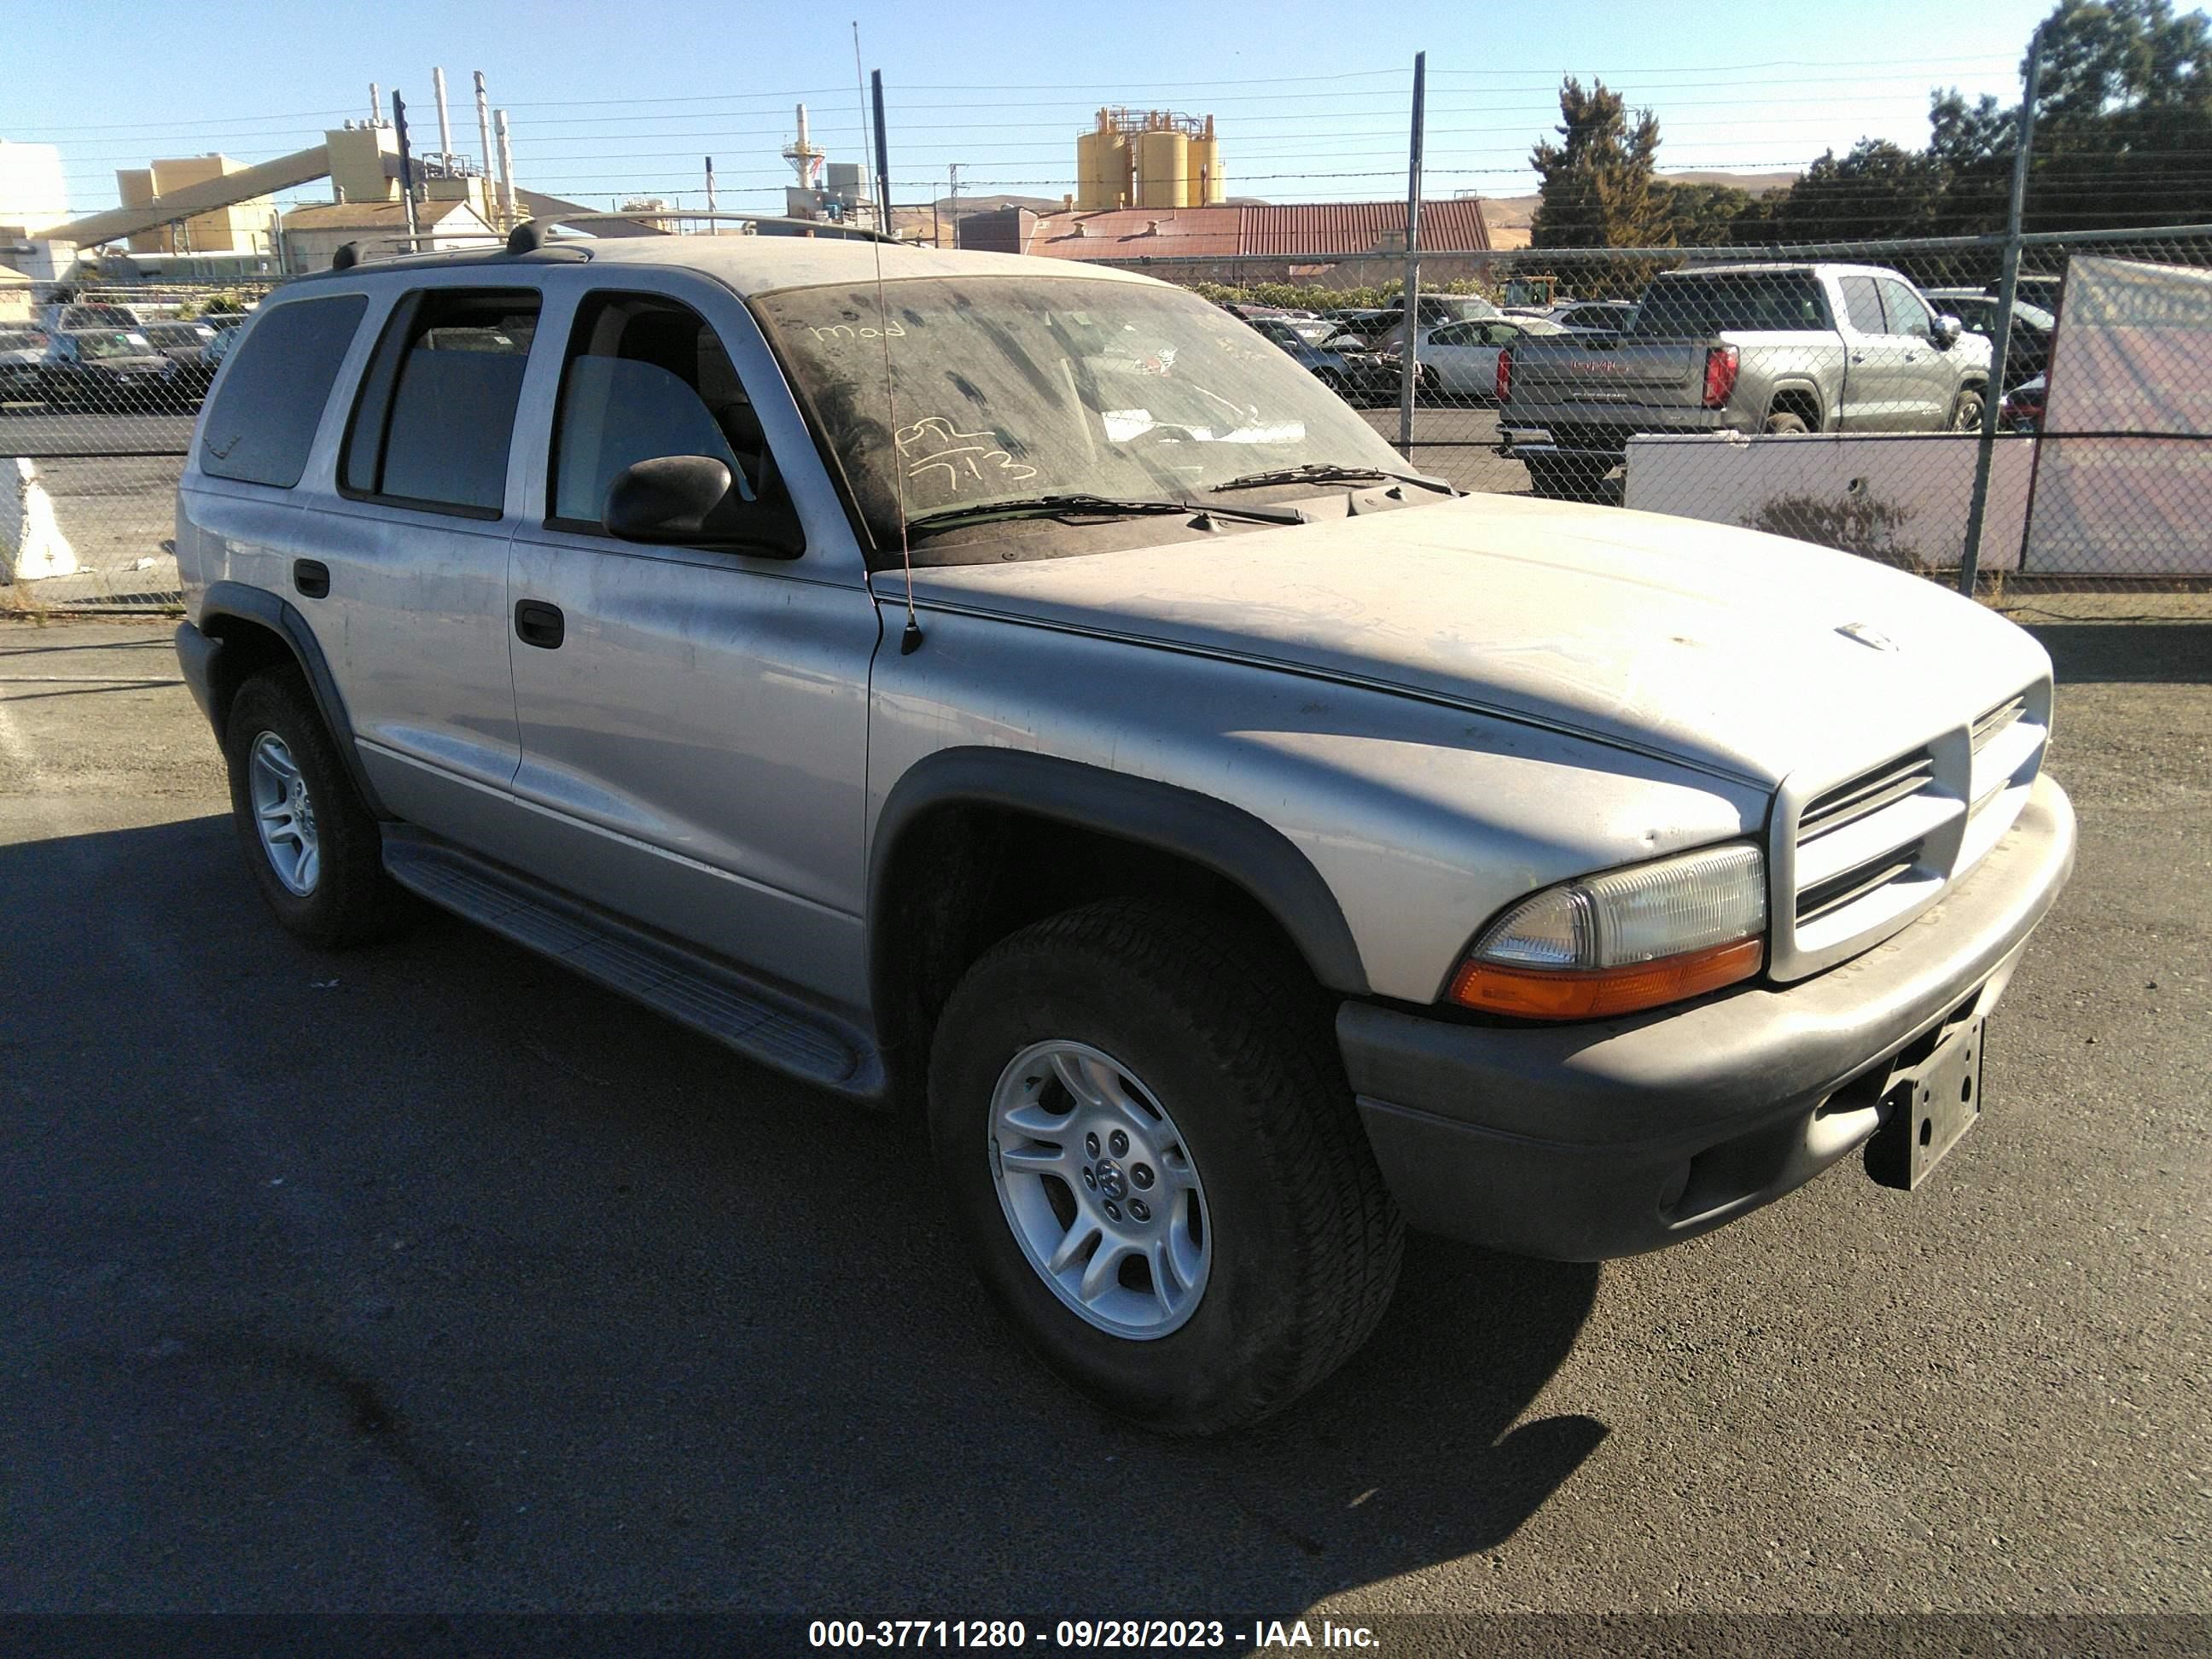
2023 255 2212 575
1621 433 2032 573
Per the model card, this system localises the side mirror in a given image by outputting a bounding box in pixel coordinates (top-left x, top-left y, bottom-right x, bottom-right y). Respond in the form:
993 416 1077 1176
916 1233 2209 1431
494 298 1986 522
1932 314 1964 349
603 454 803 558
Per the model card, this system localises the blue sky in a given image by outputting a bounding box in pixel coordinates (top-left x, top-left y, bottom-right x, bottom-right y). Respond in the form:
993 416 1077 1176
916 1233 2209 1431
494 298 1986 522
24 0 2060 218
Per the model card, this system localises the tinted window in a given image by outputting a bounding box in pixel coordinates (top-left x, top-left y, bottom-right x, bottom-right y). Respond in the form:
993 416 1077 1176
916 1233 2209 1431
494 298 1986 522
1631 273 1831 337
548 292 778 532
1879 280 1933 340
198 294 368 489
343 289 538 515
1839 276 1888 335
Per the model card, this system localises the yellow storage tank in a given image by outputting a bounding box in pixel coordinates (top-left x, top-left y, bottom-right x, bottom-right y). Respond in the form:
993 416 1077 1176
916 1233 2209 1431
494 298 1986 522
1186 133 1222 206
1076 117 1128 211
1136 128 1190 209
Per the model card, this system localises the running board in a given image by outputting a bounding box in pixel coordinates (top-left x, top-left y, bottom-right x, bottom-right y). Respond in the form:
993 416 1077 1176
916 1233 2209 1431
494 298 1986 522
381 833 887 1101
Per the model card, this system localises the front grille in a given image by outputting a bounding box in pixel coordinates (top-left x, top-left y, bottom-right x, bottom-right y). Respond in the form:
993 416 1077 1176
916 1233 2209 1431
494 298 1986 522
1775 678 2049 981
1797 842 1924 925
1799 748 1936 843
1972 695 2026 754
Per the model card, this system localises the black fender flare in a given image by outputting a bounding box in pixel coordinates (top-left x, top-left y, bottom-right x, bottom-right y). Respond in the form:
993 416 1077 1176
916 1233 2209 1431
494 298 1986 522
196 579 391 818
868 747 1370 1008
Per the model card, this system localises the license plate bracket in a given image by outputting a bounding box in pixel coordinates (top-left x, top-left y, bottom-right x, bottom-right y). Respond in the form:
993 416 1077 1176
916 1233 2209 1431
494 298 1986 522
1865 1016 1986 1190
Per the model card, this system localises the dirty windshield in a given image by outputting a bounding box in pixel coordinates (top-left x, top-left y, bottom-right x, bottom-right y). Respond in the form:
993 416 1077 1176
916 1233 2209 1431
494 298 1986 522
755 276 1409 557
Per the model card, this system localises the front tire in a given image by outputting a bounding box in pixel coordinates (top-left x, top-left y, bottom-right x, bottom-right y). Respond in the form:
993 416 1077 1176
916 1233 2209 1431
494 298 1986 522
927 899 1403 1435
1950 387 1987 431
224 669 402 948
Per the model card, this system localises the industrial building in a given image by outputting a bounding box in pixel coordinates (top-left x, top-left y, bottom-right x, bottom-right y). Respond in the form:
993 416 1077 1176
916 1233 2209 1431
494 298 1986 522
114 157 278 257
3 70 581 282
0 142 68 239
1075 109 1227 211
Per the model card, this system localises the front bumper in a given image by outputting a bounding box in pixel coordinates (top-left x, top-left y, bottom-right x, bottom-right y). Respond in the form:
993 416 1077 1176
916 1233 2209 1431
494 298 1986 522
1340 775 2076 1260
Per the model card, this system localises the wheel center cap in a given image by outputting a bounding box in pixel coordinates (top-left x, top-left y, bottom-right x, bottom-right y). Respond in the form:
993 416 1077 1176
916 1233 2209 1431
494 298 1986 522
1094 1160 1127 1201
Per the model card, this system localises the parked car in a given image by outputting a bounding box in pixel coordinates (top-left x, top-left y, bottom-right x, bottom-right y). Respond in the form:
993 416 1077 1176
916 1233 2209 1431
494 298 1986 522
139 319 223 405
1365 293 1505 352
174 236 2074 1434
39 300 141 334
1922 288 2055 391
1248 315 1400 403
0 325 47 403
1499 262 1994 498
2000 373 2046 434
39 329 175 412
1551 300 1639 335
1407 316 1572 404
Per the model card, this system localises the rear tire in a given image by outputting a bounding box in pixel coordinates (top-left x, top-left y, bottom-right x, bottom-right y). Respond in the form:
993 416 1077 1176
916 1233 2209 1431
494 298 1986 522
927 899 1403 1435
224 668 402 948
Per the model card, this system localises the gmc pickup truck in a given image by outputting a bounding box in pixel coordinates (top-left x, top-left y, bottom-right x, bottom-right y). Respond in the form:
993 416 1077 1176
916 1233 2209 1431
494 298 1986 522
174 232 2071 1434
1498 262 1994 498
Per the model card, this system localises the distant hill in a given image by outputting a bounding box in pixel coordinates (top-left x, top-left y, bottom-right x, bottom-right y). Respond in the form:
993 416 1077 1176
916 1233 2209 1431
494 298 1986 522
1480 169 1800 249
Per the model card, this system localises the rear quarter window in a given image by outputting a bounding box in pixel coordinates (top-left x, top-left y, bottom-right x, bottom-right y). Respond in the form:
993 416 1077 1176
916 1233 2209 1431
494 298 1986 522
197 294 370 489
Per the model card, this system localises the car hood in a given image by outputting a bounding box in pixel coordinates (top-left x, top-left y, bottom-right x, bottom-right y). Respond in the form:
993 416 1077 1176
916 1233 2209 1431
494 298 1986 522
899 493 2051 789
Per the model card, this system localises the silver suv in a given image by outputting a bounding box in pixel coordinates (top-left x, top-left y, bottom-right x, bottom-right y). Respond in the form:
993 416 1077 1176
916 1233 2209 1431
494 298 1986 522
174 230 2075 1433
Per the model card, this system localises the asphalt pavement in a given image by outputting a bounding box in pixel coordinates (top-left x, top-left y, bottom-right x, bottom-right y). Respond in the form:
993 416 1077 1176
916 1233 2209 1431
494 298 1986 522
0 599 2205 1630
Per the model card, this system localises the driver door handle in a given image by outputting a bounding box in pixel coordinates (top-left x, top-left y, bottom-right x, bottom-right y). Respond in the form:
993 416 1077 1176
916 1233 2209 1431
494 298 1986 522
514 599 564 649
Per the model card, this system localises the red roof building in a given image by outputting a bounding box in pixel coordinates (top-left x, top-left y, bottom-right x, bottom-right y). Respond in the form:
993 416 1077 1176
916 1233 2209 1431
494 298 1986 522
958 200 1492 262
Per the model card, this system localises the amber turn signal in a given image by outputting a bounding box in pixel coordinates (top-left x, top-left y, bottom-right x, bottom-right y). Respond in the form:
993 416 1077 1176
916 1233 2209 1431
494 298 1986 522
1447 936 1766 1021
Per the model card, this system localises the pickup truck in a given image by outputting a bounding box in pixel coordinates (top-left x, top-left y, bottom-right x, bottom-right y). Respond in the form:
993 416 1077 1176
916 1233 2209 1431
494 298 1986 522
1496 262 1994 498
174 233 2071 1434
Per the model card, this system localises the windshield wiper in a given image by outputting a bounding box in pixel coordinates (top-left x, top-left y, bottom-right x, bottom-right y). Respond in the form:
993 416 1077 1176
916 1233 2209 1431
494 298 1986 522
1209 463 1456 495
904 493 1304 536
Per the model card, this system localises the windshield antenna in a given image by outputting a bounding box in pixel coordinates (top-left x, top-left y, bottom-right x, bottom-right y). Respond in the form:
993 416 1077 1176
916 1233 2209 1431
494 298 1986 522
868 68 921 656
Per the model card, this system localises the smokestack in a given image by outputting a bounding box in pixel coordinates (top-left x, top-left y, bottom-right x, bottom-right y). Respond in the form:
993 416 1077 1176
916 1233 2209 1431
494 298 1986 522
473 71 496 218
493 108 517 224
433 67 454 163
369 83 381 126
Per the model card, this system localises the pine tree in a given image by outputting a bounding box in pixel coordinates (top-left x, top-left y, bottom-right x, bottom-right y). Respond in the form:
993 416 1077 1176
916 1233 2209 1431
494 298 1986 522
1529 79 1672 249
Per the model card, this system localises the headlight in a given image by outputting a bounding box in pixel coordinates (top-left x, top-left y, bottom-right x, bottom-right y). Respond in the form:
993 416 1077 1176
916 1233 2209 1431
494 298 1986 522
1447 842 1767 1020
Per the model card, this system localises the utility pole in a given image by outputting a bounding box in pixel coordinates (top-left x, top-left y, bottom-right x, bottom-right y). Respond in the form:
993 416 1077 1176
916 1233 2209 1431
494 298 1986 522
947 162 962 247
1395 51 1427 454
393 90 419 246
1959 27 2044 595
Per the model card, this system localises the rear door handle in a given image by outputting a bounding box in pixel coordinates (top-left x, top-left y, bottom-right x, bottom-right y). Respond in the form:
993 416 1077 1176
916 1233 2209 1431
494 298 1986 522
292 559 329 599
514 599 564 649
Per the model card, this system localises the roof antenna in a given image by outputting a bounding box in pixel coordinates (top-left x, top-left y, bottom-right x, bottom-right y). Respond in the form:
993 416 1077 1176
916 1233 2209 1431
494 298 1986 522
869 67 921 656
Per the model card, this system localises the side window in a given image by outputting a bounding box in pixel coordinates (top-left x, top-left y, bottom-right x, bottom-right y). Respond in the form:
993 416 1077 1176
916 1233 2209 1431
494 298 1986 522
198 294 369 488
1430 322 1471 347
547 291 782 533
342 288 539 517
1879 280 1933 341
1838 276 1888 336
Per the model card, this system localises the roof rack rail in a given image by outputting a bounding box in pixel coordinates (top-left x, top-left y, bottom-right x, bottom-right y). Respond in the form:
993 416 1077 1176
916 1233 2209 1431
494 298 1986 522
504 210 903 254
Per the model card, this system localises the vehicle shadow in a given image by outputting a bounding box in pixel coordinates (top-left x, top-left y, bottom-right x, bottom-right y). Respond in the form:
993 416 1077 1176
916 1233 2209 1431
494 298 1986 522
2 813 1604 1612
2011 619 2212 684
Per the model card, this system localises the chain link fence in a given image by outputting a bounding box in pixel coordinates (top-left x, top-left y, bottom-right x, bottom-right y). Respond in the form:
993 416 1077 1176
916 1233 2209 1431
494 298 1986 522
5 231 2208 613
2 284 269 611
1166 223 2212 587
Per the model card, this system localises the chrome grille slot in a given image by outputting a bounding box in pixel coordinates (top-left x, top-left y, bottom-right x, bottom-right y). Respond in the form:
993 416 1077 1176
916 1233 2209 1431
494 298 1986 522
1799 748 1936 843
1797 842 1924 925
1971 695 2026 755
